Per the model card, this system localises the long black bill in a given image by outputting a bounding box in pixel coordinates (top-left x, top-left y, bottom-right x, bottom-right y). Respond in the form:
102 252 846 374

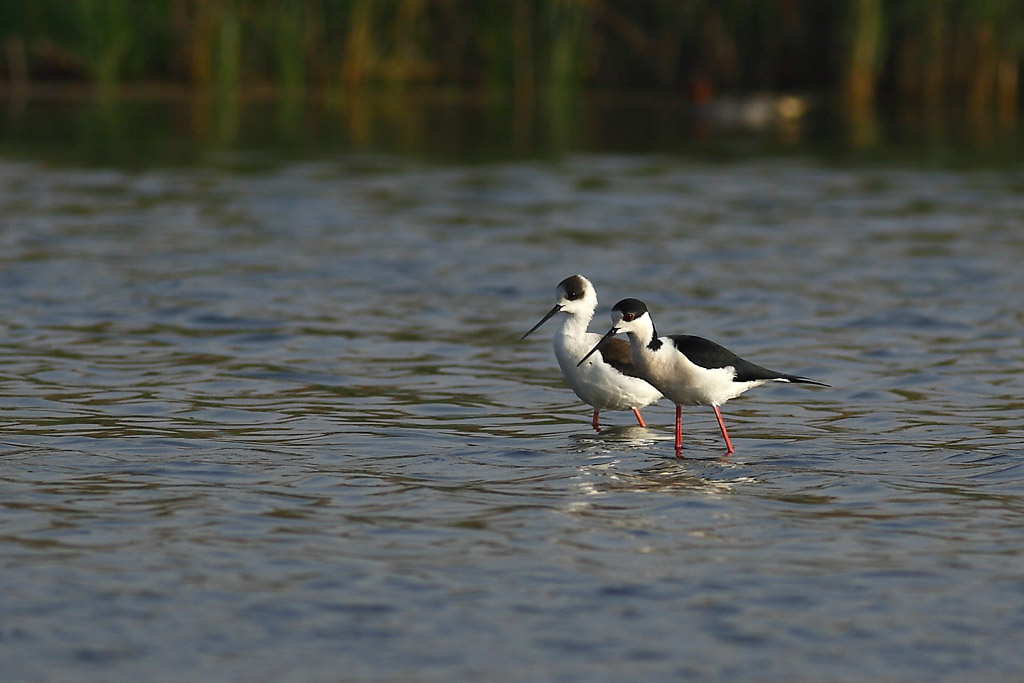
577 327 619 366
521 305 562 340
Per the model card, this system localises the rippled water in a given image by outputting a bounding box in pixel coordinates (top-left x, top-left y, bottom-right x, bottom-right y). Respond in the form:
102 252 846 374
2 152 1024 681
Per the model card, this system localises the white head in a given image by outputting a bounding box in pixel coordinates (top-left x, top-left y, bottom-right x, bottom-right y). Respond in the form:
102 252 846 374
553 274 598 317
607 298 655 337
521 274 598 339
577 298 656 366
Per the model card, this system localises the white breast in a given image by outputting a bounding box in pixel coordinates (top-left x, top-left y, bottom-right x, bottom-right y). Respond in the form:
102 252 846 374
553 326 662 411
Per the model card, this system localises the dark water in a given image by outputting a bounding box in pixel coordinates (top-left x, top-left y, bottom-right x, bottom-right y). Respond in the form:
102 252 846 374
2 101 1024 681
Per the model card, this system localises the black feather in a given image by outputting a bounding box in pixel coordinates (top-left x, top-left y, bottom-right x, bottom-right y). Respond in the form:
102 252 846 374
668 335 829 386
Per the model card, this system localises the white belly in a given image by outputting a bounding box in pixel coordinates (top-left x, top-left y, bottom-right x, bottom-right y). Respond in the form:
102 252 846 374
635 346 764 407
554 332 662 411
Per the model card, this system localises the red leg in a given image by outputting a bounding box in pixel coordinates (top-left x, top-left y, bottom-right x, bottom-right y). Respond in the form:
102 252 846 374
674 404 683 457
631 407 647 428
713 405 734 454
592 410 600 430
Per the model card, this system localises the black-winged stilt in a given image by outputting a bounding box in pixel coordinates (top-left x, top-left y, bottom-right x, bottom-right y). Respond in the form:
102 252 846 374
522 276 663 430
579 298 827 455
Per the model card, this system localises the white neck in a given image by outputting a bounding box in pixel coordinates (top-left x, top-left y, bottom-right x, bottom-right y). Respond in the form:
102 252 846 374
624 316 658 352
557 307 594 339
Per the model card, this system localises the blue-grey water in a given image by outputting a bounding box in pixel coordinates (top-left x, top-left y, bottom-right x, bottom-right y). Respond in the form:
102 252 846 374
2 128 1024 680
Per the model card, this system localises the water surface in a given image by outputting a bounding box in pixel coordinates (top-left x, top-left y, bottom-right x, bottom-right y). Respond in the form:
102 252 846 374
2 146 1024 680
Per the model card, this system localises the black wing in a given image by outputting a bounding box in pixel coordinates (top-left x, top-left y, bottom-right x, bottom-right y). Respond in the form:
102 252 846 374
668 335 828 386
597 337 645 379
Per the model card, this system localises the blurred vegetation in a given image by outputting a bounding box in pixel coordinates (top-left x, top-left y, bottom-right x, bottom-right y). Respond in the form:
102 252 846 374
1 0 1024 115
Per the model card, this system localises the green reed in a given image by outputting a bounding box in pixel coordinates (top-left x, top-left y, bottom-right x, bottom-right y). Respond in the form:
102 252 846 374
1 0 1023 114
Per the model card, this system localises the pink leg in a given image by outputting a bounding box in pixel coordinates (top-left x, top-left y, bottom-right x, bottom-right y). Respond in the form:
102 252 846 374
631 407 647 428
674 404 683 457
592 410 600 431
713 405 734 454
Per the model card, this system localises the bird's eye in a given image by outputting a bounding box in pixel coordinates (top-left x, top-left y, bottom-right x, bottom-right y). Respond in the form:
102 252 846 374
622 313 635 322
